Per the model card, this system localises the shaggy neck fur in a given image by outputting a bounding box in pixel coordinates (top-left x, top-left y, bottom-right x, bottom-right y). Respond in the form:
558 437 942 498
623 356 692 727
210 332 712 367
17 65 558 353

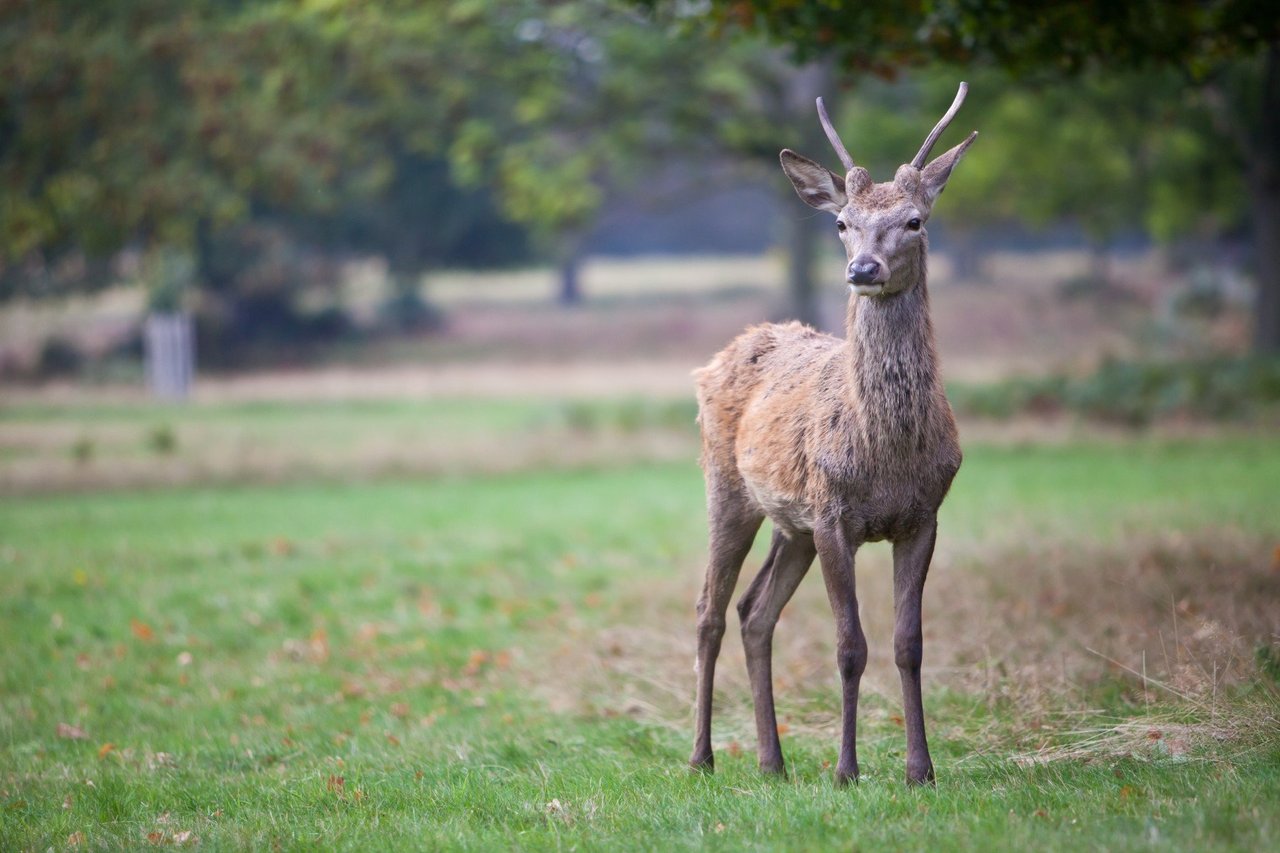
844 243 944 457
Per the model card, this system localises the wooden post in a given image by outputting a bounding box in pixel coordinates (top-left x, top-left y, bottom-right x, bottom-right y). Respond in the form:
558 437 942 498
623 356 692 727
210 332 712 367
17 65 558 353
144 312 194 400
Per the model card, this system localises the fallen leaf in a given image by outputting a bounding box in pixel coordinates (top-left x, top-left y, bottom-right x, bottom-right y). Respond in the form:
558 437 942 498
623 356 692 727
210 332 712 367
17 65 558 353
715 822 726 833
390 702 410 718
68 831 86 846
889 715 904 728
386 733 401 747
57 722 89 740
463 650 489 676
176 651 193 667
327 775 345 793
726 741 742 757
147 831 165 844
172 829 197 844
97 743 116 760
776 723 790 735
130 619 155 642
308 629 329 663
62 795 73 810
269 537 295 557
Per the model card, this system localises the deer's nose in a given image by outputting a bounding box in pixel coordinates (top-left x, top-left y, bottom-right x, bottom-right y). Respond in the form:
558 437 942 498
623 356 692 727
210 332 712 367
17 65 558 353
847 259 881 284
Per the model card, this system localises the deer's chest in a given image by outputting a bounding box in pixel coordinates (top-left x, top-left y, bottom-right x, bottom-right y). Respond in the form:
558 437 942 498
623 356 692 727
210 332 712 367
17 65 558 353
814 442 958 541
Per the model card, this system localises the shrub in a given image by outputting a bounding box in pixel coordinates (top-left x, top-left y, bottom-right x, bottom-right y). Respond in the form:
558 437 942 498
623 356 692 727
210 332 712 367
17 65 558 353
949 357 1280 425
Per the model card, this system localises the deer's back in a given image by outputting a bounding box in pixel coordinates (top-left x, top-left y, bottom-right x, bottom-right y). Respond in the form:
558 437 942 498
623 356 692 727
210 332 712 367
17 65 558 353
694 322 845 527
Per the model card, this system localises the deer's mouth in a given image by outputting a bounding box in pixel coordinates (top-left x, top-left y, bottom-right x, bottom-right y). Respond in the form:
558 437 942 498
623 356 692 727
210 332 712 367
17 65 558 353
849 283 886 297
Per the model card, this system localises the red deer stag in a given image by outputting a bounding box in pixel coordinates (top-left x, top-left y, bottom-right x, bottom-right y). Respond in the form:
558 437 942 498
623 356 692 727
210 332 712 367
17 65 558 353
690 83 977 786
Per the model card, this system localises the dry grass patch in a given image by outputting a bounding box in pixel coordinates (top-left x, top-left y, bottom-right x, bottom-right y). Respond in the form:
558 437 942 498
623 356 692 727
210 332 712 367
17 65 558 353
543 529 1279 760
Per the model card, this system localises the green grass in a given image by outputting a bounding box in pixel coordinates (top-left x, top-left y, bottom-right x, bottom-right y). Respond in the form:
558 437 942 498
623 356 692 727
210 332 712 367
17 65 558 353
1 437 1278 850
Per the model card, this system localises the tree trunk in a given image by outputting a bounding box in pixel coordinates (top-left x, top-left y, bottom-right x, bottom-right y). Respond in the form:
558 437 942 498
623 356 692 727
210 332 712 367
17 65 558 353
558 252 582 306
1251 45 1280 353
948 228 988 284
1251 179 1280 353
782 61 834 329
556 233 586 306
786 210 822 327
1088 238 1112 286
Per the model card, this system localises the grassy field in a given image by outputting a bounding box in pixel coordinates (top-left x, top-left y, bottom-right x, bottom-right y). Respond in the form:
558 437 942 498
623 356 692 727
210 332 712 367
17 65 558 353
1 413 1278 850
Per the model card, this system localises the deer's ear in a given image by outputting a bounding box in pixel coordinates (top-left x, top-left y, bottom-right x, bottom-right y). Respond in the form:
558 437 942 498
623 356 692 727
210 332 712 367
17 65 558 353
919 131 978 208
780 149 847 214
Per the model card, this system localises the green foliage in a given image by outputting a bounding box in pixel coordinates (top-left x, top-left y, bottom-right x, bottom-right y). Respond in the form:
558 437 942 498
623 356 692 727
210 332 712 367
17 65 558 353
0 1 529 292
142 247 196 314
690 1 1278 78
35 337 84 378
144 423 178 455
950 357 1280 425
68 435 94 465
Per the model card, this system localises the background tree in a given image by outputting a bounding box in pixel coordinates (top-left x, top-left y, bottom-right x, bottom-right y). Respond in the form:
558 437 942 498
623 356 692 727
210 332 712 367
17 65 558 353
680 0 1279 350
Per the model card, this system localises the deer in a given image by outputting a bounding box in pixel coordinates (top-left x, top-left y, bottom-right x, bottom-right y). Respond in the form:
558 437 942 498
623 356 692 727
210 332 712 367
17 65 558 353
689 83 977 786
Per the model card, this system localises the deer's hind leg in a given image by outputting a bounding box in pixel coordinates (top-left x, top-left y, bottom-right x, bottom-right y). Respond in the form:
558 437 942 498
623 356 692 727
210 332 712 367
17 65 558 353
737 529 816 775
690 489 763 772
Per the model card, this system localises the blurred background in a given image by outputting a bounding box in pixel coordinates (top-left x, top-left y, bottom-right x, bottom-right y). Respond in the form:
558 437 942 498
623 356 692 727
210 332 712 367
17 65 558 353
1 3 1279 846
2 2 1278 476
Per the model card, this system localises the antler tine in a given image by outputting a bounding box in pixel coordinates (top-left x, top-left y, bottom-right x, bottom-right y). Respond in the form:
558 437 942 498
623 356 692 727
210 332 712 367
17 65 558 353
816 97 855 173
910 81 968 169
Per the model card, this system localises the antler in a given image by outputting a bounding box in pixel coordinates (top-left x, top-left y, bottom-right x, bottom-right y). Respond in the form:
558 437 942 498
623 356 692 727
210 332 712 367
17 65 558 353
816 96 854 173
910 82 968 169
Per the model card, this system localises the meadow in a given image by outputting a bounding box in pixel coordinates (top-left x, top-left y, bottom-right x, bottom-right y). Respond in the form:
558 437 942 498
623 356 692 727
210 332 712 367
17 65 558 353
1 393 1277 851
2 251 1278 849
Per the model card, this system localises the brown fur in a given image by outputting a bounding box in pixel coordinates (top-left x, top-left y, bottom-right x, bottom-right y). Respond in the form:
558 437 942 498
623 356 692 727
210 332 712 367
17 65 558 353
688 87 977 786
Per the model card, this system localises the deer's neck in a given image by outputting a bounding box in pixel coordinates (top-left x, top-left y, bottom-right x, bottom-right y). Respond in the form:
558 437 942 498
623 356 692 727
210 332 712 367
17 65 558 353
845 259 948 455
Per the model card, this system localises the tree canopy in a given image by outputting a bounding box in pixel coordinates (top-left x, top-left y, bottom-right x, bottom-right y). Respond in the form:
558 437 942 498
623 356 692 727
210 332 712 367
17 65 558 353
679 0 1280 350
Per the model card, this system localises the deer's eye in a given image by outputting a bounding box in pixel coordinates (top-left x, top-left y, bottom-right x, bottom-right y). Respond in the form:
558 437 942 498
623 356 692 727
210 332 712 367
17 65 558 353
836 220 847 233
906 218 922 231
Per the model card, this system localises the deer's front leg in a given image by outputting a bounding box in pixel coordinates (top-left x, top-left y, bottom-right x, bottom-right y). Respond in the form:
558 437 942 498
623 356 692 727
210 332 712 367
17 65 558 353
815 521 866 786
892 518 938 785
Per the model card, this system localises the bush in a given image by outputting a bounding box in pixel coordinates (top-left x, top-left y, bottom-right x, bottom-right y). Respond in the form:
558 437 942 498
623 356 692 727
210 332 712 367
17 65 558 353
949 357 1280 425
36 337 84 378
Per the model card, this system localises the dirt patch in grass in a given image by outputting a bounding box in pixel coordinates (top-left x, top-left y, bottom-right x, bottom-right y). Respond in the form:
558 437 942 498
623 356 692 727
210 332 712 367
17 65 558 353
540 529 1279 755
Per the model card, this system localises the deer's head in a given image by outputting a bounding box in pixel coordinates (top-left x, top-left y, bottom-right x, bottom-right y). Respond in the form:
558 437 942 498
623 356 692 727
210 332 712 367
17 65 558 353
780 83 978 298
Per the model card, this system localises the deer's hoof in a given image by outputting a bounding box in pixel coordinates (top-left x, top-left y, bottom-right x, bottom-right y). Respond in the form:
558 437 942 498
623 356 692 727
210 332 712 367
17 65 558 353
834 765 860 787
906 760 936 787
689 752 715 774
759 760 787 778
